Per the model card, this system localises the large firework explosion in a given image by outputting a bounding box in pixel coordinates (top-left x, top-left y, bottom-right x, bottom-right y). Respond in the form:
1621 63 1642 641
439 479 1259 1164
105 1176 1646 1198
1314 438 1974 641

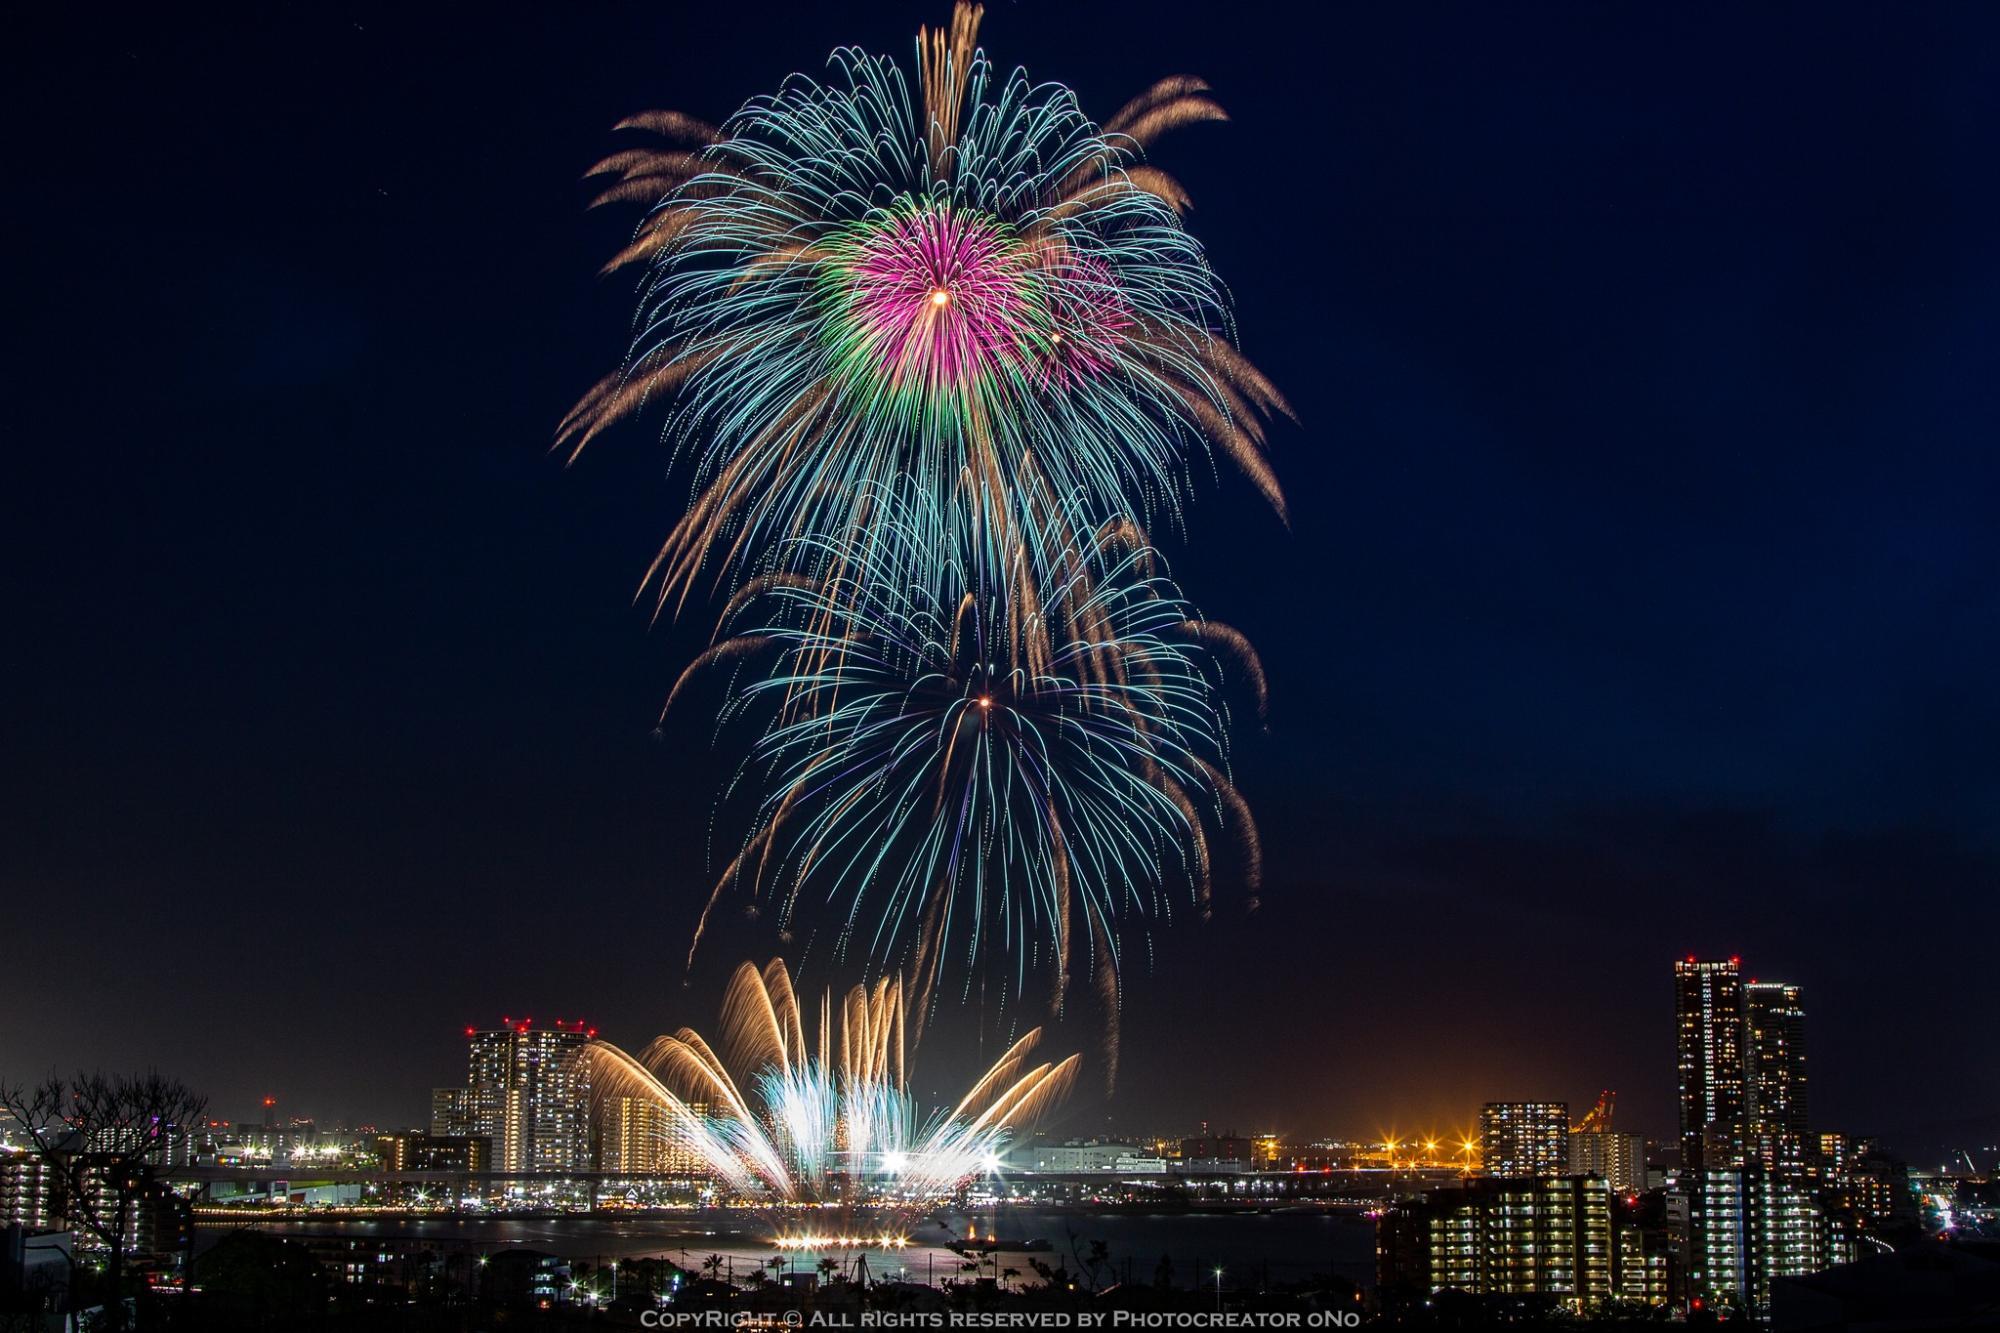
566 3 1284 1067
561 2 1290 615
590 959 1077 1237
666 484 1263 1075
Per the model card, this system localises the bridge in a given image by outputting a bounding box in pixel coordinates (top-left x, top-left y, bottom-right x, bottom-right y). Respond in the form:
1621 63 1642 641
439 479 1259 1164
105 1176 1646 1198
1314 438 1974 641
167 1163 1466 1195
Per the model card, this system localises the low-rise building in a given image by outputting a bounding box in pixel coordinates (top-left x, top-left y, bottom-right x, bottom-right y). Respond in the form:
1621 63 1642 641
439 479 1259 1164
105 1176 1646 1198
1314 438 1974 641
1006 1140 1167 1173
374 1132 492 1173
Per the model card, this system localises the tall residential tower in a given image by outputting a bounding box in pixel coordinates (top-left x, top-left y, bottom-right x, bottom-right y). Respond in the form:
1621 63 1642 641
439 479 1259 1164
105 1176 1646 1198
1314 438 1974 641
449 1019 595 1173
1675 957 1747 1170
1744 980 1809 1180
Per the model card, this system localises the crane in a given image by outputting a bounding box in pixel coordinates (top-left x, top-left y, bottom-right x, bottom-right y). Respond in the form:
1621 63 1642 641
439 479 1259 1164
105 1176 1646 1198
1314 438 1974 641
1572 1090 1615 1135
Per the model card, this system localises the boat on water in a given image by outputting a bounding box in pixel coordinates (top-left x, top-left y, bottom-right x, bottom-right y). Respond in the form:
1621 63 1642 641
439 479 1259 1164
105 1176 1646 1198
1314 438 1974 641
944 1224 1053 1255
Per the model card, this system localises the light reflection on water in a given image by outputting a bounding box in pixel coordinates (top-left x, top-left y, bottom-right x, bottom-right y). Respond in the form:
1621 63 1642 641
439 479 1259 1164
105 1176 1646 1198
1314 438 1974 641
205 1207 1377 1289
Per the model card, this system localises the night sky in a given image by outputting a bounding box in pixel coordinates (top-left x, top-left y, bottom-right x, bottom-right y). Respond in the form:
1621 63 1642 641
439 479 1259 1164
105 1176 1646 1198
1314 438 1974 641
7 4 1998 1155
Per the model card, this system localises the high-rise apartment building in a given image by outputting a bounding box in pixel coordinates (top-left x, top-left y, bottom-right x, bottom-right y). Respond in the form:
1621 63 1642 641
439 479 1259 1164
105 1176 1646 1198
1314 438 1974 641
1677 1167 1837 1315
1743 981 1808 1180
597 1097 717 1176
1378 1175 1616 1313
601 1096 668 1176
446 1019 594 1173
1675 957 1747 1170
659 1102 711 1176
429 1087 474 1140
2 1152 189 1259
1570 1131 1648 1193
0 1150 56 1230
1816 1131 1851 1188
1479 1102 1570 1178
1615 1224 1673 1308
1671 957 1840 1317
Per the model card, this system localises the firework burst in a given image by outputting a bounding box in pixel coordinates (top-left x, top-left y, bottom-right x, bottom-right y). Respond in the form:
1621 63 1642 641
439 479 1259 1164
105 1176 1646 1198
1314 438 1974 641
566 5 1286 1075
670 485 1262 1067
560 2 1290 614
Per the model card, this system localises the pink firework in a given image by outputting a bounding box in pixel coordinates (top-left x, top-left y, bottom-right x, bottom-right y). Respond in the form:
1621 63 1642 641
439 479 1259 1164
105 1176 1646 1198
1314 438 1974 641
1033 244 1134 390
847 205 1033 397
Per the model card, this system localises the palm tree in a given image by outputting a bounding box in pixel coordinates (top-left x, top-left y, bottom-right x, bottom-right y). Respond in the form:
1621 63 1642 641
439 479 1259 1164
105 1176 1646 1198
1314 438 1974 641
817 1255 840 1285
703 1253 725 1283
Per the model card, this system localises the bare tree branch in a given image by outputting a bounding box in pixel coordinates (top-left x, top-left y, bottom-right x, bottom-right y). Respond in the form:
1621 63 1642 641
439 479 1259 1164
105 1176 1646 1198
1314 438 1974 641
0 1069 208 1330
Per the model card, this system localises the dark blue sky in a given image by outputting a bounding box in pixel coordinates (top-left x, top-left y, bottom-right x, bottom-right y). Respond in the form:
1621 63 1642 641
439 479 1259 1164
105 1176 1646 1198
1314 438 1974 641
5 3 1997 1155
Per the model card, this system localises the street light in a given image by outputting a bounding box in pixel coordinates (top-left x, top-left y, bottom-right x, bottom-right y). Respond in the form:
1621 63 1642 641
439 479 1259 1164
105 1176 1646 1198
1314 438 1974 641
1215 1266 1225 1314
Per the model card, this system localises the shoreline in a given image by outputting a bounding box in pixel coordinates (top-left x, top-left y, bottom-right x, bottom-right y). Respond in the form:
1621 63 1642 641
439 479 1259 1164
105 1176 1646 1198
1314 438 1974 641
193 1198 1380 1227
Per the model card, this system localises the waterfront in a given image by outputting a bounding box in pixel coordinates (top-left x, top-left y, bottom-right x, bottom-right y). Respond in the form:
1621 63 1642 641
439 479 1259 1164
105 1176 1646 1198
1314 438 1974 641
198 1207 1377 1293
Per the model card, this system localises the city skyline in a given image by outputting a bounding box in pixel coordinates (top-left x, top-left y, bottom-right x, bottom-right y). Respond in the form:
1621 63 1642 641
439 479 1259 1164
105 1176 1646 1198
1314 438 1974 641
5 924 1985 1320
8 2 2000 1151
136 952 1925 1175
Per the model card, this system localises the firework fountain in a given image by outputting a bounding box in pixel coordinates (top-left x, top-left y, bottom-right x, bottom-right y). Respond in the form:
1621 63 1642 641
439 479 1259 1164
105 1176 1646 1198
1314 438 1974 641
591 959 1078 1244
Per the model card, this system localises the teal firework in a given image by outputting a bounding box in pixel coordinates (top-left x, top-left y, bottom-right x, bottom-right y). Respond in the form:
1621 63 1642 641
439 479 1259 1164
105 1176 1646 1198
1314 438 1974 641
561 3 1291 613
670 484 1265 1066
